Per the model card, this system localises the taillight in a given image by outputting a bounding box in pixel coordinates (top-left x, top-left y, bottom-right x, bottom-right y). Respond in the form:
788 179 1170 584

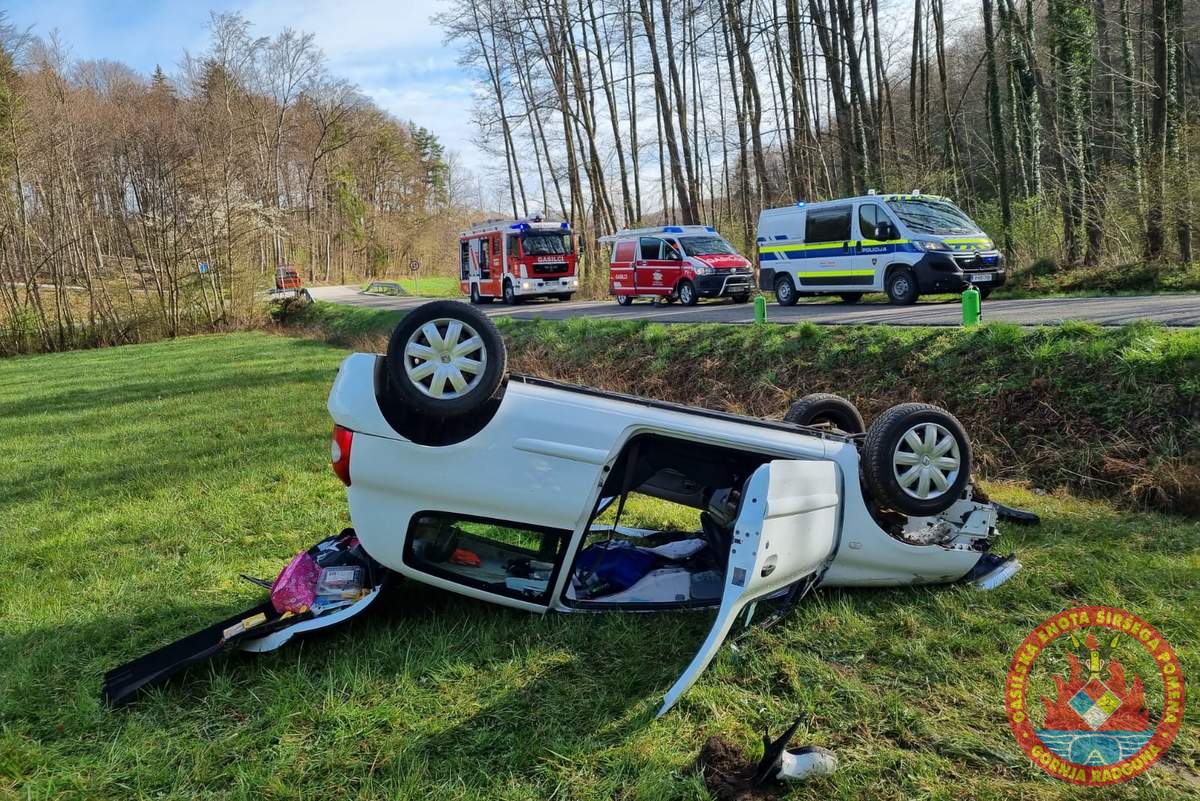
331 425 353 486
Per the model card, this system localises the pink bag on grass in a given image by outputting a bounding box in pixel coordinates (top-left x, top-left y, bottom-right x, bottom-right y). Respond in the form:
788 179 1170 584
270 551 320 614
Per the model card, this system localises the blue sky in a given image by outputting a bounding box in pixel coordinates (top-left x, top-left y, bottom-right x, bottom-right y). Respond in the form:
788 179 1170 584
4 0 483 169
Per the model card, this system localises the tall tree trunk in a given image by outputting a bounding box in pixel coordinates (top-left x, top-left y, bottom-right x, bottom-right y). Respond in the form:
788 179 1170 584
983 0 1014 257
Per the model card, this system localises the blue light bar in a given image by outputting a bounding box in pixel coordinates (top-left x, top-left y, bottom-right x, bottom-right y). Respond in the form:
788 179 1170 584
560 222 569 230
511 222 530 232
663 226 684 233
705 226 717 233
795 199 806 206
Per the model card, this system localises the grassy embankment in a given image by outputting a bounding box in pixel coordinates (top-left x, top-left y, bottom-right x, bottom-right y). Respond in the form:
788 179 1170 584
0 322 1196 800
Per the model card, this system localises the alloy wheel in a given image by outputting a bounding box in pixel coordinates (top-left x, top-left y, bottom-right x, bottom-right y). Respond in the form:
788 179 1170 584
403 318 487 399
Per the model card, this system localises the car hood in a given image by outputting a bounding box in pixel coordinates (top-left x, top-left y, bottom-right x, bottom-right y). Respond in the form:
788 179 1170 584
693 253 751 270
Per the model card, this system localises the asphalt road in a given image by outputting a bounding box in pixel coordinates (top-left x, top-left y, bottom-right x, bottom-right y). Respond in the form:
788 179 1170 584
307 285 1200 327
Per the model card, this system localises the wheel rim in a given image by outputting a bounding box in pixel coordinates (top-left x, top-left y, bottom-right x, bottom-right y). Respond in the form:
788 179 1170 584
778 281 792 301
681 285 693 303
892 422 961 501
403 317 487 400
893 277 910 297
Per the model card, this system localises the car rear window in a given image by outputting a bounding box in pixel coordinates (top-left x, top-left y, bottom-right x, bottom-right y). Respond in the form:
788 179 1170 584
805 206 852 243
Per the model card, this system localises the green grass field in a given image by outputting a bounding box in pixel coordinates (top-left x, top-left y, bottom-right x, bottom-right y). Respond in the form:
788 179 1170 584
1 334 1197 800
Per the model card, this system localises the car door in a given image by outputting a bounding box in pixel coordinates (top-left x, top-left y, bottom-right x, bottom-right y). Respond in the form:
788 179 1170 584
800 205 859 291
657 459 840 717
636 236 670 296
855 202 897 291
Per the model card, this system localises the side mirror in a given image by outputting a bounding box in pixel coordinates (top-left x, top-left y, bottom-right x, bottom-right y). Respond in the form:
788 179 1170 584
876 222 896 241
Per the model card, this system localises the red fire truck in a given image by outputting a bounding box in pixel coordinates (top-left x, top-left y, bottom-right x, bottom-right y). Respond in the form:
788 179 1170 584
459 218 579 304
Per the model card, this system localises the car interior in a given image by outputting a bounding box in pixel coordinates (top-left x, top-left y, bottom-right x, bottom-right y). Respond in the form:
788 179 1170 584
565 434 773 608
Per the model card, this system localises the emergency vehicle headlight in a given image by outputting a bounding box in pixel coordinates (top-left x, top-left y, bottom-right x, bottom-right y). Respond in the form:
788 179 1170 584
695 265 714 275
521 281 532 289
915 240 951 252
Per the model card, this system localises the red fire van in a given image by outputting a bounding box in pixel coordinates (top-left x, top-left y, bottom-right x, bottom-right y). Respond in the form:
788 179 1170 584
601 226 753 305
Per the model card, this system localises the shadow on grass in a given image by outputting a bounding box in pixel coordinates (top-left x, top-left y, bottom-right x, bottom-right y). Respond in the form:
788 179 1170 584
2 577 710 793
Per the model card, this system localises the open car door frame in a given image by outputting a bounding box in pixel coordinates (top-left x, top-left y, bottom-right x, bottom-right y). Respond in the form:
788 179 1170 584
657 459 840 717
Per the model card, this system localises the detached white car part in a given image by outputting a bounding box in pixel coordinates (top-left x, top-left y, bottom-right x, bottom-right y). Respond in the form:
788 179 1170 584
323 301 1021 716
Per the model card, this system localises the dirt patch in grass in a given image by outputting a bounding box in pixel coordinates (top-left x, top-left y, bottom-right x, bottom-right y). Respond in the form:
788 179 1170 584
696 736 787 801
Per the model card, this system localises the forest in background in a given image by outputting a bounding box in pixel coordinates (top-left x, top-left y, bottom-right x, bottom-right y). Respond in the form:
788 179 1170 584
0 12 464 354
447 0 1198 294
0 1 1197 355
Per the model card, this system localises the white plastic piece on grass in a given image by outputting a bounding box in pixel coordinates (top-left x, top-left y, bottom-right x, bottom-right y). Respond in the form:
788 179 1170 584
777 746 838 781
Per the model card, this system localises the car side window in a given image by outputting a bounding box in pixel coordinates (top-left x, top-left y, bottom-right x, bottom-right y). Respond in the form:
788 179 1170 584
507 235 521 258
460 241 470 279
858 204 879 240
639 237 663 260
614 240 636 263
805 206 852 243
405 512 569 603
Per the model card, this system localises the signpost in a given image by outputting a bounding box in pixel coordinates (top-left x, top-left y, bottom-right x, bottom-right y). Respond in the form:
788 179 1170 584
408 259 421 294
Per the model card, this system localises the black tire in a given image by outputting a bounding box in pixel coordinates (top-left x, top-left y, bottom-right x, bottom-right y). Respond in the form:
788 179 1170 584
385 300 507 418
838 292 863 304
731 293 750 304
783 393 865 434
616 294 633 306
978 287 993 300
861 403 972 516
678 280 698 306
774 275 799 306
559 293 574 302
469 284 481 305
886 268 919 305
503 281 520 305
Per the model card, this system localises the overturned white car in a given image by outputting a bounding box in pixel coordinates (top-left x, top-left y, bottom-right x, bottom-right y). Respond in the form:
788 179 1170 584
328 301 1021 715
104 300 1023 716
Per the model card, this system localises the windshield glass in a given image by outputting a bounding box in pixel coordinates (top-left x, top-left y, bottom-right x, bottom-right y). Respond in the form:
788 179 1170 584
678 235 736 256
884 198 981 236
522 233 574 256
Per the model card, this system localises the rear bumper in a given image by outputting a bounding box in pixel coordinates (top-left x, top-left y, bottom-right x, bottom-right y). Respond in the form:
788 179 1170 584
694 272 753 297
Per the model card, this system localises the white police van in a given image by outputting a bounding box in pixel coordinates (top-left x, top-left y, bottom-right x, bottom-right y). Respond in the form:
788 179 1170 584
757 193 1005 305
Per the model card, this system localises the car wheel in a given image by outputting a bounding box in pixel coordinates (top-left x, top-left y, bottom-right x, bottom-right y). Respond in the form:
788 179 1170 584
731 293 750 304
886 269 918 305
861 403 972 516
503 281 520 305
838 293 863 304
469 285 481 305
616 294 633 306
783 393 865 434
774 275 798 306
678 280 698 306
384 300 507 418
978 287 993 300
